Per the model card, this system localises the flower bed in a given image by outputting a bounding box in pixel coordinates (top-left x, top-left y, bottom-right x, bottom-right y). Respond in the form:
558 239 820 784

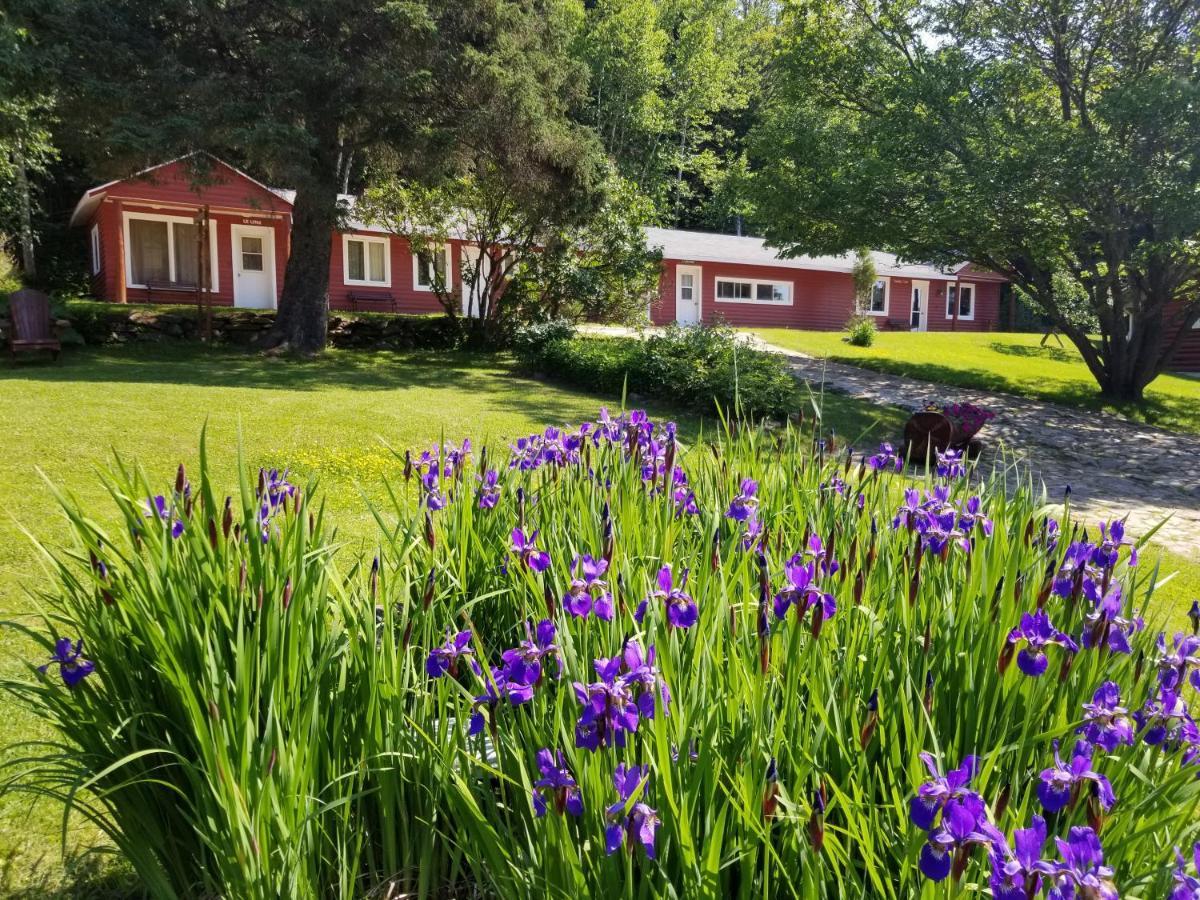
8 414 1199 898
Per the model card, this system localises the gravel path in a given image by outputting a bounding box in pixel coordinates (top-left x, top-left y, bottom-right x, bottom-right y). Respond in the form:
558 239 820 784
761 342 1199 558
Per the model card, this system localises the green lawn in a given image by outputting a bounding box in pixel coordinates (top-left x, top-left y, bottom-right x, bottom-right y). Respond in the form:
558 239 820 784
0 341 909 894
748 329 1200 434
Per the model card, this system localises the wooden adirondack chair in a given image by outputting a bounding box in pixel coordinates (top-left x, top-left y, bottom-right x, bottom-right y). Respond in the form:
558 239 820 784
7 288 61 362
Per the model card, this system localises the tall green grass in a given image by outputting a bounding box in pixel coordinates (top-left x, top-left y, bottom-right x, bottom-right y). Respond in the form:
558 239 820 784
4 415 1197 898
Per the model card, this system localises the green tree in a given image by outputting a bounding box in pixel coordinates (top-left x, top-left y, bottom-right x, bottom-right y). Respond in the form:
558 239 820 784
750 0 1200 401
851 248 876 313
20 0 590 354
575 0 774 229
0 9 56 280
507 171 663 324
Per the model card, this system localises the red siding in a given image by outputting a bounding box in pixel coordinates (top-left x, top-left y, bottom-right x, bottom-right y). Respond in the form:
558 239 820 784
650 262 1002 332
103 159 287 214
1165 302 1200 373
326 231 456 314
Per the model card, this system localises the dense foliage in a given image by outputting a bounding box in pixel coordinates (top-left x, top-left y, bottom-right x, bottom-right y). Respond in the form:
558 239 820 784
749 0 1200 401
844 314 877 348
514 326 798 419
7 411 1198 898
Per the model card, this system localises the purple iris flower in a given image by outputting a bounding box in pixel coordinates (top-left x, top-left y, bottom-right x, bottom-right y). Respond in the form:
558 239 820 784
38 638 95 688
803 533 839 577
740 511 763 551
1037 740 1115 814
935 448 966 479
772 559 836 628
670 467 698 516
510 528 551 573
893 488 924 530
144 495 185 539
866 442 902 473
476 469 500 510
532 748 582 818
956 496 993 541
1171 843 1200 900
562 555 614 621
909 752 981 830
501 619 561 685
572 656 640 751
1005 610 1078 677
426 630 477 679
421 470 448 511
1155 632 1200 690
1080 581 1143 655
1135 687 1193 746
1093 518 1136 570
605 764 660 859
988 815 1052 900
724 478 759 522
636 565 697 629
621 639 671 720
919 793 1001 882
1079 682 1135 751
468 663 536 736
1053 541 1099 599
255 468 296 541
1046 827 1118 899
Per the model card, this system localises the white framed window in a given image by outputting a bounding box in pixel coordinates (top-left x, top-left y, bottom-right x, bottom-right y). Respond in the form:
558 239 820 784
946 282 975 320
90 224 101 275
343 234 391 286
122 211 219 291
714 277 792 306
413 245 451 291
866 277 888 315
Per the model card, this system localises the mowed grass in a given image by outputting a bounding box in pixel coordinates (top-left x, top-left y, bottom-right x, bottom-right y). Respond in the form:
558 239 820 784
0 340 909 893
749 329 1200 434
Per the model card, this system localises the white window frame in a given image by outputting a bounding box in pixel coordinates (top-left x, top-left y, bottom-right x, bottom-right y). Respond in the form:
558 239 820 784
946 282 976 321
713 276 794 306
412 244 451 292
90 224 101 275
122 211 219 292
342 233 392 287
865 277 889 316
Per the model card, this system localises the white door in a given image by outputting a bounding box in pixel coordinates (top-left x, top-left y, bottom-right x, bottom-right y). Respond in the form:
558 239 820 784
461 246 491 318
910 280 929 331
676 265 702 324
231 225 276 309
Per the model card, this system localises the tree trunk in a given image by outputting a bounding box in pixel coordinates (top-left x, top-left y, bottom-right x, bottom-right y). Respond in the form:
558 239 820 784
14 145 36 280
272 177 339 355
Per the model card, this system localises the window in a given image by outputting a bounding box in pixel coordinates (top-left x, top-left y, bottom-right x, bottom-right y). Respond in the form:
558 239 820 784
123 212 218 290
715 277 791 305
414 245 450 291
173 222 199 286
241 236 264 272
90 225 101 275
867 278 888 315
946 283 975 320
343 234 390 286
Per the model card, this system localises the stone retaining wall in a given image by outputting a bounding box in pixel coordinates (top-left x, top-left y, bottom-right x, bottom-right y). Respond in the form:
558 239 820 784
12 305 471 351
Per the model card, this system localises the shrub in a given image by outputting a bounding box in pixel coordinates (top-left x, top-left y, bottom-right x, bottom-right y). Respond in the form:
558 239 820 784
0 237 18 295
844 313 877 347
509 317 576 355
515 324 798 419
7 416 1197 898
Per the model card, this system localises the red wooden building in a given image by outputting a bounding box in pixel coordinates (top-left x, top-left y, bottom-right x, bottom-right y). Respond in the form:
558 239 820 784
645 228 1006 334
70 153 1200 372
